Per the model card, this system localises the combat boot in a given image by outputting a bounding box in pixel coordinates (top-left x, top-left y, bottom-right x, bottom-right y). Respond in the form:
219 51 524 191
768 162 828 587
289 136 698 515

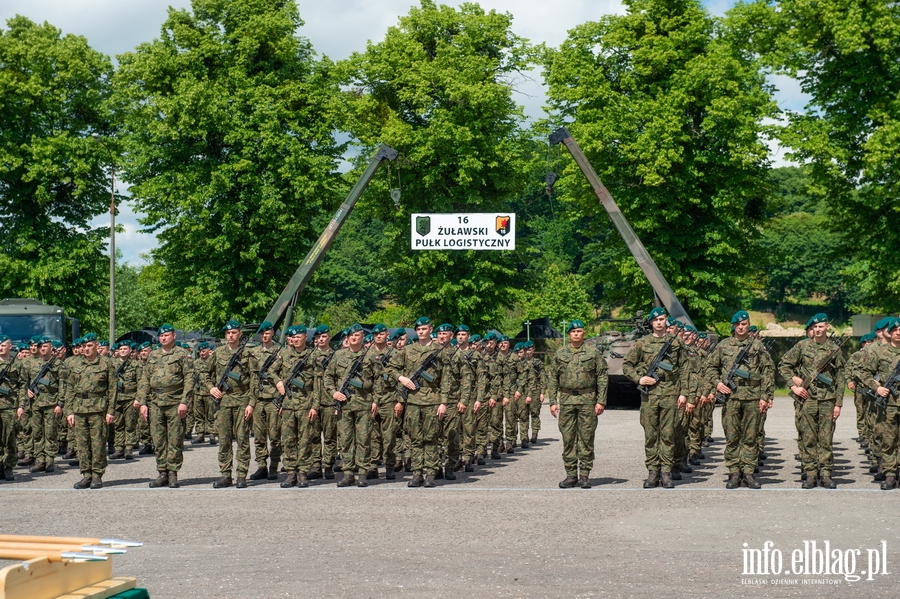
490 446 502 460
802 473 817 489
2 468 12 482
138 444 153 455
744 473 761 489
444 466 456 481
689 453 701 466
579 475 591 489
819 474 836 489
559 475 578 488
208 435 218 446
530 434 537 444
281 472 297 488
670 468 682 481
678 460 692 473
268 460 279 480
191 434 205 445
464 460 474 473
725 473 741 489
393 459 404 473
149 471 169 488
880 475 897 491
660 472 675 489
357 475 368 488
74 475 91 489
337 473 355 487
505 442 515 454
212 476 232 489
184 431 192 441
110 450 125 460
642 470 660 489
45 463 55 473
168 472 179 488
408 473 424 487
423 474 437 488
324 466 335 479
124 449 134 460
249 465 268 481
29 463 46 473
297 472 309 488
90 476 103 489
58 440 67 456
521 440 529 449
696 451 705 459
18 455 34 467
235 477 247 488
477 455 486 465
308 466 322 480
453 459 464 471
434 467 443 480
366 468 379 480
874 459 886 482
758 452 768 460
385 465 396 479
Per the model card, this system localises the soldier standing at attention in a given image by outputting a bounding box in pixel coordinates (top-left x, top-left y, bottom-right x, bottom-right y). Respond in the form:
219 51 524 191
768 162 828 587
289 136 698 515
206 320 258 489
388 317 450 488
454 325 485 472
524 341 544 444
366 324 398 480
310 325 336 480
111 342 139 460
134 342 154 455
435 323 461 479
249 321 282 482
64 333 116 489
547 320 608 489
704 311 772 489
623 307 690 490
779 313 845 489
325 324 375 488
138 324 192 489
512 342 534 449
0 335 25 481
276 326 317 488
18 336 64 474
191 342 216 445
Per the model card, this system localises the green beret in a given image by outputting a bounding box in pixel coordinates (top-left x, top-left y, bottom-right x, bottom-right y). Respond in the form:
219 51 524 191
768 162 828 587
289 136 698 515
483 332 497 341
429 331 437 339
409 334 418 343
523 340 534 349
666 317 676 327
364 334 373 343
388 328 405 341
197 341 210 350
860 333 874 344
414 316 431 327
748 325 758 333
566 319 585 333
685 325 697 333
450 339 458 346
731 310 750 324
371 324 387 334
435 323 454 333
36 336 52 345
82 332 98 343
158 323 175 335
314 324 330 336
286 325 305 337
257 321 274 333
513 342 524 351
137 342 150 350
698 332 708 339
52 340 63 349
874 317 892 331
455 324 470 333
128 341 138 349
648 307 667 320
30 335 42 344
887 318 900 333
100 340 110 347
17 342 29 350
221 320 242 332
0 335 9 343
806 313 828 329
347 323 363 335
498 335 509 343
469 334 481 343
153 343 161 350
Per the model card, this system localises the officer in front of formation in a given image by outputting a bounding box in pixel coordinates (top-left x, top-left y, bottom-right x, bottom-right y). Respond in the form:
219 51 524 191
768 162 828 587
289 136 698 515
546 319 608 489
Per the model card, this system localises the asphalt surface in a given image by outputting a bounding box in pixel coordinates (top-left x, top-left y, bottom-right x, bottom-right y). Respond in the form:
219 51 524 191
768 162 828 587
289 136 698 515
2 398 899 598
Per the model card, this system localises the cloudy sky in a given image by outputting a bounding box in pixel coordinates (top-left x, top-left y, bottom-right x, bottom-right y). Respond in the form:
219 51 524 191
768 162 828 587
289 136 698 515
2 0 804 264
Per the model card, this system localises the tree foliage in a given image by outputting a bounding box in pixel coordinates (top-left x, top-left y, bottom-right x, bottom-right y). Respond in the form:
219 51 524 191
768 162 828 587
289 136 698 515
522 263 593 328
543 0 777 327
0 16 114 330
112 0 344 329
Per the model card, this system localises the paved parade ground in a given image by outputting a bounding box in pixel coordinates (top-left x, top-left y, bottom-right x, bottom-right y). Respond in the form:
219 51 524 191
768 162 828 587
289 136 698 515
2 398 899 598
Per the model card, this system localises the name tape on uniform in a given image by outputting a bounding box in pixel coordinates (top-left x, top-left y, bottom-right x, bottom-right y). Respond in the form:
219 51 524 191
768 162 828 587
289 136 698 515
411 213 515 250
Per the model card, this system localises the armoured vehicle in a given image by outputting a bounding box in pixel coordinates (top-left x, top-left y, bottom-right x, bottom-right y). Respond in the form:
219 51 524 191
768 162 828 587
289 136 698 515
0 298 80 345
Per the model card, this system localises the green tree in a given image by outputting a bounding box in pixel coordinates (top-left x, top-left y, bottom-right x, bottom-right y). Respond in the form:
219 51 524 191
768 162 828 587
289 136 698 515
543 0 777 327
339 0 537 330
0 16 115 331
522 264 593 328
112 0 343 329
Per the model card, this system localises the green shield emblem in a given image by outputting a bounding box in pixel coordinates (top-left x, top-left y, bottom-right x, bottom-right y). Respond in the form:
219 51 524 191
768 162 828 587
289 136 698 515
416 216 431 236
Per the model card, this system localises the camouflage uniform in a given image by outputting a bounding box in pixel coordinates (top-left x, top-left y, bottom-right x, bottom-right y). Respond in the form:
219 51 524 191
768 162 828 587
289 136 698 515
324 346 374 479
845 347 871 444
778 337 846 480
113 356 139 454
310 347 338 474
438 344 462 472
502 352 522 446
757 344 775 455
251 343 283 473
687 345 711 460
526 354 545 441
20 355 64 469
546 343 608 478
704 336 772 476
623 333 690 476
512 354 535 446
387 341 450 478
64 354 117 479
454 345 486 465
855 343 900 479
0 356 24 475
278 344 316 479
204 344 259 479
138 345 192 474
135 356 152 449
367 344 399 474
488 352 510 453
192 352 216 441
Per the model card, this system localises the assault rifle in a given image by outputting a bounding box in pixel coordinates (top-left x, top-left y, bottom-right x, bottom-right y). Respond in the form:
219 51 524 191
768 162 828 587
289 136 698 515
398 347 442 401
258 349 281 393
790 334 849 405
866 358 900 410
276 348 314 410
334 347 369 414
378 346 394 368
213 337 248 405
28 356 57 402
639 324 685 398
714 339 755 405
115 354 131 390
0 360 14 397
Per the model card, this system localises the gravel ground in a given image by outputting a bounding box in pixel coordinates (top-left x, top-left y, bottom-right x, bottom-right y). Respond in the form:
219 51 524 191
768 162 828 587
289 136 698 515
2 398 898 598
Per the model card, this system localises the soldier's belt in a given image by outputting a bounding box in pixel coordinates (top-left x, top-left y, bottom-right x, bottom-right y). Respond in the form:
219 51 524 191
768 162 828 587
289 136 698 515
559 387 595 396
734 379 761 388
225 384 250 394
77 392 106 399
153 384 183 395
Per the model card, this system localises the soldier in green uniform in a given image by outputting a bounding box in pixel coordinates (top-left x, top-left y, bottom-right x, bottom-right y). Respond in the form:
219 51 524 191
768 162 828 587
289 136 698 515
111 342 139 460
856 318 900 490
547 320 608 489
454 326 486 472
750 326 775 463
276 326 317 488
63 333 116 489
435 324 462 480
134 342 154 455
482 332 503 460
670 323 695 480
205 320 258 489
191 342 216 444
366 324 399 479
16 337 40 466
512 342 534 449
623 307 691 489
524 341 544 444
704 311 772 489
778 313 846 489
0 335 24 481
863 318 891 482
249 321 282 482
388 317 450 487
687 332 710 465
309 325 336 480
846 333 875 460
18 337 64 473
325 324 375 487
138 324 192 488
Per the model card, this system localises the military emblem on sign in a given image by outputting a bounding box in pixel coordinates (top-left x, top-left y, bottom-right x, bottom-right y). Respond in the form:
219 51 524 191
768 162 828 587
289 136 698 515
416 216 431 236
495 216 510 236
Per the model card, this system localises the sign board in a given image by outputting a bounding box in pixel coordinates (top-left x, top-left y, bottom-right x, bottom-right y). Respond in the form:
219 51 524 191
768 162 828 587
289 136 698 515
411 213 515 250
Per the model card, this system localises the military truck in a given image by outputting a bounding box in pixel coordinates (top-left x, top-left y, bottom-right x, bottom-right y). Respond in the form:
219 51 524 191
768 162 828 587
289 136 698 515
0 298 80 344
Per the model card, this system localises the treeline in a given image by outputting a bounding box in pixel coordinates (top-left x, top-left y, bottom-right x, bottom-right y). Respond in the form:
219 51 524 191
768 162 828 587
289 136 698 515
1 0 897 335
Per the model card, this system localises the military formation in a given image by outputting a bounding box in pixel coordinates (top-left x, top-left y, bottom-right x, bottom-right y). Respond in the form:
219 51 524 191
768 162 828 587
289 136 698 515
0 308 896 490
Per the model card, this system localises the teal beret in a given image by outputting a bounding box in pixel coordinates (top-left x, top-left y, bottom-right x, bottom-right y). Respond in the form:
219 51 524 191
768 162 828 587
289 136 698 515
128 341 137 349
100 340 110 347
388 329 405 341
30 335 42 344
0 335 9 343
648 307 667 320
483 332 497 341
860 333 874 344
748 325 758 333
51 340 63 349
364 334 373 343
429 331 437 339
450 339 458 346
138 342 150 350
498 335 509 343
371 324 387 334
523 340 534 349
82 332 98 343
286 325 306 337
158 323 175 335
685 325 697 333
455 324 470 332
37 336 52 345
221 320 242 332
698 332 708 339
513 342 524 351
435 323 454 333
566 319 585 333
314 325 330 336
808 313 828 328
17 342 29 350
198 341 211 350
731 310 750 324
887 319 900 333
874 317 892 331
414 316 431 327
346 323 363 335
257 321 274 333
469 334 481 343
